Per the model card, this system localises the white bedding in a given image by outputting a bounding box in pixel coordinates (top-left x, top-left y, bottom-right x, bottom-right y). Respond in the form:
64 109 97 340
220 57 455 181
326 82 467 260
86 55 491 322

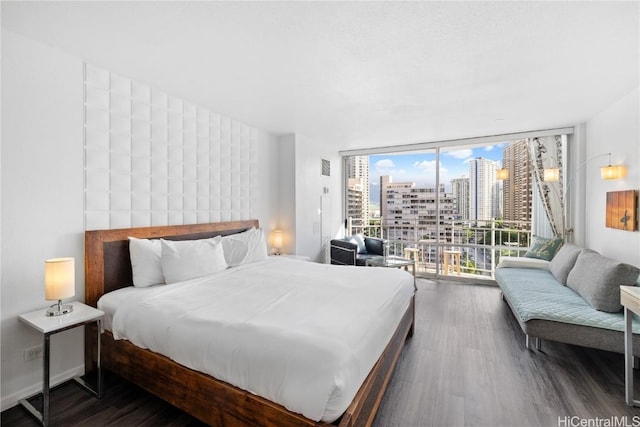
98 256 414 422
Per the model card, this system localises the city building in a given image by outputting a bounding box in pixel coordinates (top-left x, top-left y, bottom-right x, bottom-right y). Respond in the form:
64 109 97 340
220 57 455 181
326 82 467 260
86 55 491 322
451 176 470 220
347 177 364 228
469 157 502 221
380 175 456 242
345 156 370 226
502 140 533 224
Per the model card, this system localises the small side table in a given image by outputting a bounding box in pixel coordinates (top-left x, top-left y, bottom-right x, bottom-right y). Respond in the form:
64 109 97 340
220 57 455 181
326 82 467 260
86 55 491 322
621 286 640 407
443 250 462 276
403 248 421 269
18 301 104 426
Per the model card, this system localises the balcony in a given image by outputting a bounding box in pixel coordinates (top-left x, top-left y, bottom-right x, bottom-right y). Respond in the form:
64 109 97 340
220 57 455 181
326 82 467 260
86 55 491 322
347 217 532 280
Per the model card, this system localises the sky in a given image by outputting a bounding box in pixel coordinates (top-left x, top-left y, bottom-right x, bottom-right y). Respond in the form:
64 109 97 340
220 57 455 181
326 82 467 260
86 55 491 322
368 143 508 206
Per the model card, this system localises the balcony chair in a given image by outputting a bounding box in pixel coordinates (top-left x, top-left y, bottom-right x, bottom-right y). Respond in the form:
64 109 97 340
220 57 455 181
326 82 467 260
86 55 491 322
330 235 387 266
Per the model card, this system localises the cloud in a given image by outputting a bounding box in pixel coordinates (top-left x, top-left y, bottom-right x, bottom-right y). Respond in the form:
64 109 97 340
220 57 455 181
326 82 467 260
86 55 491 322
413 160 437 172
444 149 473 160
413 160 449 176
485 145 494 151
375 159 396 171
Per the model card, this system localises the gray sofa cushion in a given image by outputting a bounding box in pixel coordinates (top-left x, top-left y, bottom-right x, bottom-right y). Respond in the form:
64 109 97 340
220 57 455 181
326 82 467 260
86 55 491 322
549 243 583 285
566 249 640 312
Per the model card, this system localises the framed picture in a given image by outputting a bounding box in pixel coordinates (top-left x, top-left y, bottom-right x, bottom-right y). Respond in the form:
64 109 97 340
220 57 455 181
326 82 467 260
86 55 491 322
606 190 638 231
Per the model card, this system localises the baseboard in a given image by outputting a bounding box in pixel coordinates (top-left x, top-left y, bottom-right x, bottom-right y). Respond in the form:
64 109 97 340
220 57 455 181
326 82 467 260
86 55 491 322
0 365 84 412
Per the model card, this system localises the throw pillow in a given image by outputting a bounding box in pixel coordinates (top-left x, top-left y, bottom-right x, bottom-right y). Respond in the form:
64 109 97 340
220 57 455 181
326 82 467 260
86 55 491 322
161 236 227 284
129 237 164 287
549 243 583 285
347 234 367 254
524 236 563 261
566 249 640 312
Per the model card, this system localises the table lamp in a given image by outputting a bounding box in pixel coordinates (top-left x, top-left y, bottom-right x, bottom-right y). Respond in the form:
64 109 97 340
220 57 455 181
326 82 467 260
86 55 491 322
45 257 75 316
271 229 283 255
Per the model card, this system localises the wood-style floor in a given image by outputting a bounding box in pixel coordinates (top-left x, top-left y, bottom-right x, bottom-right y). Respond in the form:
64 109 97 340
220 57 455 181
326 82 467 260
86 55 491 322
3 278 640 426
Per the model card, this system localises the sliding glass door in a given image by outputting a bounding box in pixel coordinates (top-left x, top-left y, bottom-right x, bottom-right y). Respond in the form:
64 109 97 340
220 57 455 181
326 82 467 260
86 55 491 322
343 134 567 279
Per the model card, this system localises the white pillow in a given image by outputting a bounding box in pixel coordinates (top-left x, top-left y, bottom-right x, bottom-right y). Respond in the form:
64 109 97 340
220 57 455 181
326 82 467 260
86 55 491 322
221 228 268 267
129 237 164 287
496 256 550 270
245 228 268 264
160 237 227 284
221 228 253 266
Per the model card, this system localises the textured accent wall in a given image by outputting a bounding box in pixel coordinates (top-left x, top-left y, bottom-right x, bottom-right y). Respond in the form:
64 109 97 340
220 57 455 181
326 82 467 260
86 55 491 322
84 63 257 230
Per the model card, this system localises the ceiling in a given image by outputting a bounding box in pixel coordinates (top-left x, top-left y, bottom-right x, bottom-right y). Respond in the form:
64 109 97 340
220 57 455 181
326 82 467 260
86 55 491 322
2 1 638 150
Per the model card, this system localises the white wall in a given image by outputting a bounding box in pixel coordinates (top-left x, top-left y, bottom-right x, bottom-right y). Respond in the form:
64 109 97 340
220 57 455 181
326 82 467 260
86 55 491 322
1 29 85 409
0 29 281 409
275 134 343 262
294 134 342 262
584 87 640 266
277 135 296 255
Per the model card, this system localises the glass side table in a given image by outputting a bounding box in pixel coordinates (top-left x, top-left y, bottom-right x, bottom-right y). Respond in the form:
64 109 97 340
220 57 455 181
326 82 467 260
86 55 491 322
366 255 417 290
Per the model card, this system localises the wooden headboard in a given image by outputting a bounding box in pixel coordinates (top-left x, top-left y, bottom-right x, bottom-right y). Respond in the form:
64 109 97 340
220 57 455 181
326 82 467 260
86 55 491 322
84 220 259 307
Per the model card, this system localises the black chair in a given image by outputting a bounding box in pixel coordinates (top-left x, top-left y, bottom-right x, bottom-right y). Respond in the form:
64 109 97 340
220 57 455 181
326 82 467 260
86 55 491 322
330 236 387 266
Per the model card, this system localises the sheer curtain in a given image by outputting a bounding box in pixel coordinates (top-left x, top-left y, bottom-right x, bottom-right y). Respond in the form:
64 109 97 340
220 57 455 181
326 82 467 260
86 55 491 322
528 136 565 238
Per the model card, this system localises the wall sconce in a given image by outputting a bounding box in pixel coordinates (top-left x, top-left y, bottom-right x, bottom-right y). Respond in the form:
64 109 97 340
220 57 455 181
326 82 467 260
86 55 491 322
45 257 75 316
271 229 283 256
496 168 509 180
543 168 560 182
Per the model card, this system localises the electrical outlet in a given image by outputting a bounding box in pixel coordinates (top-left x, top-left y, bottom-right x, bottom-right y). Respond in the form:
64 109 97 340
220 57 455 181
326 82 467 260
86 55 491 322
23 345 43 362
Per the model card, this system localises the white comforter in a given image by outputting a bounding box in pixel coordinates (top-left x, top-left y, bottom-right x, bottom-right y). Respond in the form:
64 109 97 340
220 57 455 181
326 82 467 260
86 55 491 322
99 257 414 422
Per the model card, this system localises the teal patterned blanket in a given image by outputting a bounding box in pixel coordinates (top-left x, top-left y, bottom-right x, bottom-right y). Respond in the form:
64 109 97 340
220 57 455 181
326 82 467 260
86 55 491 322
495 267 640 333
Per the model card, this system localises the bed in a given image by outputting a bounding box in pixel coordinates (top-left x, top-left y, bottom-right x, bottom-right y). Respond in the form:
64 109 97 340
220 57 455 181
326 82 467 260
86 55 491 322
84 220 415 426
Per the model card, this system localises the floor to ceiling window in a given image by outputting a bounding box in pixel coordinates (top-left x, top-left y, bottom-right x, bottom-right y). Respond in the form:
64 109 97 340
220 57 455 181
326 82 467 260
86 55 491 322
343 133 568 279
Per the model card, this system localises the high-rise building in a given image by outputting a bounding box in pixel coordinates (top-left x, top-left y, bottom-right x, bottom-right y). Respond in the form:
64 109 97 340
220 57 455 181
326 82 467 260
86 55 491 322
380 175 456 242
502 140 532 223
347 178 364 228
469 157 501 221
451 177 470 220
345 156 370 225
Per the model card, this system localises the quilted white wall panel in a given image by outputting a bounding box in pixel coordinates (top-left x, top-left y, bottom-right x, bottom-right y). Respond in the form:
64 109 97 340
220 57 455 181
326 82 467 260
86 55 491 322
84 63 257 229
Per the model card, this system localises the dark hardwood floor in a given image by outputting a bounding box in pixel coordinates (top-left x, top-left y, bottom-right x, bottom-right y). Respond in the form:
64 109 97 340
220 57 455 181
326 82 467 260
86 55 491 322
3 278 640 426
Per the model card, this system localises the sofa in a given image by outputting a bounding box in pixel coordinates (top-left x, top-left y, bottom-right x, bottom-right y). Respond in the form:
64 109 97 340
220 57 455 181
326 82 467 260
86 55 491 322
330 235 387 266
495 241 640 356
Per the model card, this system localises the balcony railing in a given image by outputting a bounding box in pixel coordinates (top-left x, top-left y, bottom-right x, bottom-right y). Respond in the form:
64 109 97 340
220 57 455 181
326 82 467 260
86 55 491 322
347 217 532 280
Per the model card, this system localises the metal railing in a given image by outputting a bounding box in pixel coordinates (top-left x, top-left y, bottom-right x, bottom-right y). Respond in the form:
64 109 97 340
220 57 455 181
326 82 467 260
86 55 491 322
347 217 532 279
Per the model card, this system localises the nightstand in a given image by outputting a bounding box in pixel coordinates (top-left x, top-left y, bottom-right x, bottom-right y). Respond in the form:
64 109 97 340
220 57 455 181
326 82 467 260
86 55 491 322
18 301 104 426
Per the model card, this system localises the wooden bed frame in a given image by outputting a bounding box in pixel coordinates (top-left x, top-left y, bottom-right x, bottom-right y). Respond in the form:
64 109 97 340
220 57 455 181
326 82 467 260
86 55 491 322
84 220 415 427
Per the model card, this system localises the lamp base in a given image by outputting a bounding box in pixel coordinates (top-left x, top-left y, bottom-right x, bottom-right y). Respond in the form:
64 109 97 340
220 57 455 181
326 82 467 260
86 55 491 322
46 301 73 317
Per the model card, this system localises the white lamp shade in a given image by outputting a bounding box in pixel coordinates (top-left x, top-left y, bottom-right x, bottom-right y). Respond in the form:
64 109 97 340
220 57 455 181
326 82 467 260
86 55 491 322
601 164 626 180
496 169 509 180
45 257 75 301
543 168 560 182
271 230 283 250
